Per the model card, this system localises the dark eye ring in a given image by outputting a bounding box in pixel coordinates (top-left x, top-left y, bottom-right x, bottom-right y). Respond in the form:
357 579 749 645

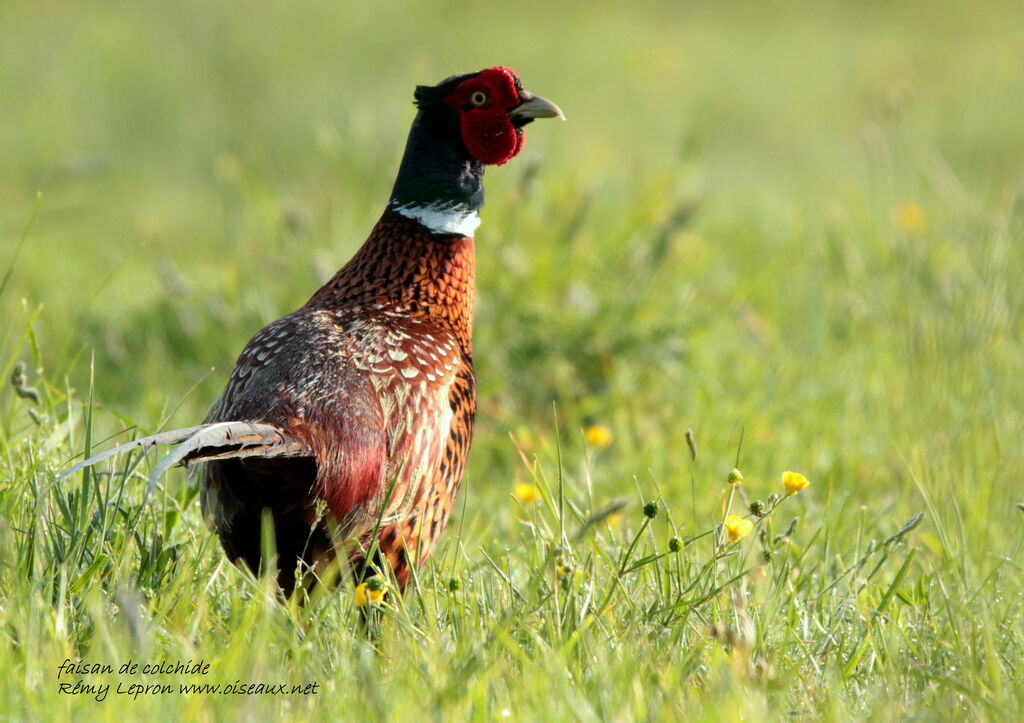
469 90 489 107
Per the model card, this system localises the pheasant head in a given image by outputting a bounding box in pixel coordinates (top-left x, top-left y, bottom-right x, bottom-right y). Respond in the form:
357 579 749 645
389 67 563 236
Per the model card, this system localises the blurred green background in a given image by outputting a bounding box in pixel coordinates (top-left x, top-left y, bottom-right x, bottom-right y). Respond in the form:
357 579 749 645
2 0 1024 553
1 0 1023 717
3 0 1024 591
3 0 1022 503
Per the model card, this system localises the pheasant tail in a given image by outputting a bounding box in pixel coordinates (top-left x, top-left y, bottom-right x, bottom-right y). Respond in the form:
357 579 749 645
57 421 312 499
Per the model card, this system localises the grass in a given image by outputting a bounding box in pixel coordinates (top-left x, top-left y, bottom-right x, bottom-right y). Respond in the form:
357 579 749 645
1 0 1023 719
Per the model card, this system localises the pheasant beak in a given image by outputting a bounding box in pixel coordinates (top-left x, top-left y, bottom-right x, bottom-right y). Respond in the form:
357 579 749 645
509 92 566 126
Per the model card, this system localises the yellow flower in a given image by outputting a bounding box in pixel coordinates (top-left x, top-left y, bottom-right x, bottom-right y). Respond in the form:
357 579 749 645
584 424 613 449
513 482 542 504
893 201 925 233
781 470 810 496
354 576 387 607
724 515 753 543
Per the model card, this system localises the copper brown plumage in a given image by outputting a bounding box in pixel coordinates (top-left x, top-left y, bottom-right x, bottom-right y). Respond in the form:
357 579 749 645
58 67 563 596
202 211 478 590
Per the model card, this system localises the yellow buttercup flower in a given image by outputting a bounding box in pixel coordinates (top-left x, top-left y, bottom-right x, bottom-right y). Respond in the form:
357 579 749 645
724 515 753 543
355 576 387 607
893 202 925 233
513 482 542 504
584 424 613 449
781 470 810 496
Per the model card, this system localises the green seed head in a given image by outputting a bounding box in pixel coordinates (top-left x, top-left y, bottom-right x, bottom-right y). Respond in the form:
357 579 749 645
643 501 658 519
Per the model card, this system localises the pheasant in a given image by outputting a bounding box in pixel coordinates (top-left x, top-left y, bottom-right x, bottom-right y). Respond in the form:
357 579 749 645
59 67 563 594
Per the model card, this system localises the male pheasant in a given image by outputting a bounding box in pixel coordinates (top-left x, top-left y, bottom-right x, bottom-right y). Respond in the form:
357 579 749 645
60 67 563 594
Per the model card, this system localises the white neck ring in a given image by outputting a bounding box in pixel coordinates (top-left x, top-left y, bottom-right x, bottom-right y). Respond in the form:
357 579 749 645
391 202 481 236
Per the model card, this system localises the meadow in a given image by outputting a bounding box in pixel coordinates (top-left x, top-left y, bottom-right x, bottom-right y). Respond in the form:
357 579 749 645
1 0 1023 719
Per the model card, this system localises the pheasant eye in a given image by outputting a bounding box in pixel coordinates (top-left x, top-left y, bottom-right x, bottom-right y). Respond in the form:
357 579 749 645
469 90 489 107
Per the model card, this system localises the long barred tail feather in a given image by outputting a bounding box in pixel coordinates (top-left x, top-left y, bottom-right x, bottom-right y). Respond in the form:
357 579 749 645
56 421 312 499
146 421 309 486
55 425 210 482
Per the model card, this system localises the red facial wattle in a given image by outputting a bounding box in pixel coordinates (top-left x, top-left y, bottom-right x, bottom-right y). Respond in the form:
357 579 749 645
445 67 526 166
461 113 525 166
